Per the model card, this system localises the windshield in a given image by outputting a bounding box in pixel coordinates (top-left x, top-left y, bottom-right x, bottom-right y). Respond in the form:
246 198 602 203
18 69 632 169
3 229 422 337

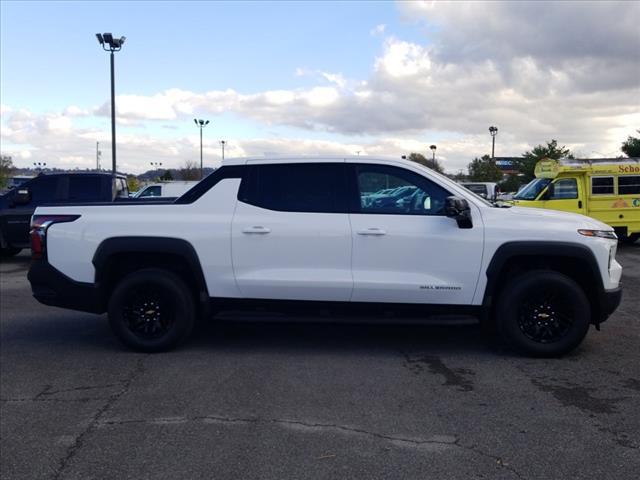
513 178 551 200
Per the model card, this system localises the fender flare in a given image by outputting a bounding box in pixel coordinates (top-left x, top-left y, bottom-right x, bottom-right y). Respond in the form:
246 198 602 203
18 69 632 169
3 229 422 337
92 236 208 297
483 241 604 305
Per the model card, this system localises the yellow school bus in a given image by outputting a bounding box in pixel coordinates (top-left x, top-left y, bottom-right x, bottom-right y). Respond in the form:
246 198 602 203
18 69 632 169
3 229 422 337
511 158 640 243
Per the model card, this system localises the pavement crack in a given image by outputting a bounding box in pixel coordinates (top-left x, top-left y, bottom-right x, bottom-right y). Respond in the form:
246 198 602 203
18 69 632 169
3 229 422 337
50 356 147 480
1 397 110 404
98 413 521 478
199 414 458 447
40 383 121 397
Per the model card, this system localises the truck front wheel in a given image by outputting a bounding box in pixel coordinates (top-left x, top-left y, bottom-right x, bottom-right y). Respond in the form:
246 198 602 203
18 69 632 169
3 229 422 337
108 268 195 352
496 270 591 357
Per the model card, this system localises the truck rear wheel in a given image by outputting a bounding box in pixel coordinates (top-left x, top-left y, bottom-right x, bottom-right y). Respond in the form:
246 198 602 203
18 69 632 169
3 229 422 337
495 270 591 357
108 268 195 352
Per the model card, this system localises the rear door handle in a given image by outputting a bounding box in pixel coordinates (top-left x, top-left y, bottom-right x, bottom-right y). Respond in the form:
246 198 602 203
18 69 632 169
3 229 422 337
242 226 271 234
356 228 386 236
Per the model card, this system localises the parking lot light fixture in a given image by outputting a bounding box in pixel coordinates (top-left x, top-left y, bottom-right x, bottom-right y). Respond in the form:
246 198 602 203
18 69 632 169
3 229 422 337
96 32 126 176
220 140 226 161
489 126 498 160
429 144 437 162
194 119 210 179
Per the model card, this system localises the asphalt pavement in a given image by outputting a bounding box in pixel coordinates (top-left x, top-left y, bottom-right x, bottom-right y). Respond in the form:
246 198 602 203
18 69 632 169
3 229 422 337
1 245 639 480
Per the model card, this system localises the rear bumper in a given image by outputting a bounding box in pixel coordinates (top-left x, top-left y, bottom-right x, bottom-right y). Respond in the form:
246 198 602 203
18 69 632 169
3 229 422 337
28 260 105 314
596 286 622 324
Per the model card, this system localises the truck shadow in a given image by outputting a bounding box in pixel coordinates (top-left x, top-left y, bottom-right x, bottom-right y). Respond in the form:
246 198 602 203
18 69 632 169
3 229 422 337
190 319 505 358
1 311 507 358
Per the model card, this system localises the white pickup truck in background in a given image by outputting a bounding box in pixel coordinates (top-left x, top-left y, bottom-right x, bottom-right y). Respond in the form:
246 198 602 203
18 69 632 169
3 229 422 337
28 156 622 356
133 181 199 199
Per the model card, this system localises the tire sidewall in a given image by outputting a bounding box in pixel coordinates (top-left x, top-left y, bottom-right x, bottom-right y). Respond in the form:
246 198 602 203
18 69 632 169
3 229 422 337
108 269 195 352
496 271 591 357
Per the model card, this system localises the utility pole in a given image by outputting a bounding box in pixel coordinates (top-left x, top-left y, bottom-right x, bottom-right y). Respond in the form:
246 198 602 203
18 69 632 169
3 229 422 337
96 142 101 170
220 140 226 161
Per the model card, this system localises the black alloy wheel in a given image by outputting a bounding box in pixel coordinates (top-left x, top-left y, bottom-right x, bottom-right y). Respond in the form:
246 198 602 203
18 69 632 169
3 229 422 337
496 270 591 357
517 290 574 344
108 268 195 352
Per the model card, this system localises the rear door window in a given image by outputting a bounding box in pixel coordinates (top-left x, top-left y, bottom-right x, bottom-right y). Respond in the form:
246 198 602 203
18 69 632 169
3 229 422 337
240 163 348 213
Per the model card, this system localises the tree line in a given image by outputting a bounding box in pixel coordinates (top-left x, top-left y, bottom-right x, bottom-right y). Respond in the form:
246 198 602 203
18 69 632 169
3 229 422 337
407 130 640 193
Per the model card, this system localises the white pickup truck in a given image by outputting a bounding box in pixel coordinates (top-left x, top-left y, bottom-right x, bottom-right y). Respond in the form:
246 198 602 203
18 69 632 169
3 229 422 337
28 156 623 356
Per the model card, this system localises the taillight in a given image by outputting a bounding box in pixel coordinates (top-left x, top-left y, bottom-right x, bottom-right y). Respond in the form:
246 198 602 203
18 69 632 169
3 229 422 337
30 215 80 259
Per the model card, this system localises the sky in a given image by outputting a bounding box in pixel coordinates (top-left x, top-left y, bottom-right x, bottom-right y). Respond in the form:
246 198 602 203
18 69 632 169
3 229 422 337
1 0 639 174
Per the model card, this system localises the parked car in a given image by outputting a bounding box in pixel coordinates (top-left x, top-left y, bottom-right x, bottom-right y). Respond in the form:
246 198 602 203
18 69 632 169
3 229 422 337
133 181 198 199
460 182 498 201
511 157 640 243
28 156 622 357
2 175 35 192
0 172 129 256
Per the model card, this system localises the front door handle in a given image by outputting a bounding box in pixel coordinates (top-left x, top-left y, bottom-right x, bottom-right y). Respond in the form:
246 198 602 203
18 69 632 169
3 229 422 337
242 226 271 234
578 200 583 209
356 228 386 236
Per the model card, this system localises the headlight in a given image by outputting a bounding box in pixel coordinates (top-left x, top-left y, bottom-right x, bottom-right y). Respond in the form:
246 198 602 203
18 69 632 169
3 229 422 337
578 229 617 240
609 244 617 272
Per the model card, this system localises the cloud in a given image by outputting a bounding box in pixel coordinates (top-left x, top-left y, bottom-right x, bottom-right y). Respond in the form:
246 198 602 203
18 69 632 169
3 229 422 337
370 24 386 36
3 1 638 173
64 105 89 117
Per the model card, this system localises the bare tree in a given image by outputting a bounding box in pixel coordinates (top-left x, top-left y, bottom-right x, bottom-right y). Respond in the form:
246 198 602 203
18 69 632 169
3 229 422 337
178 160 200 180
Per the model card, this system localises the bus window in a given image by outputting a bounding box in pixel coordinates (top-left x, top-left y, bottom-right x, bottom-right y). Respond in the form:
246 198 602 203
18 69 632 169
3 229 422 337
592 176 614 195
619 176 640 195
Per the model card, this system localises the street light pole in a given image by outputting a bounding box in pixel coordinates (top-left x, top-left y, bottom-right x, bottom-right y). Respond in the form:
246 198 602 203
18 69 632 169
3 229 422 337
110 50 116 174
489 126 498 160
96 142 101 170
194 119 210 179
96 33 126 176
429 144 437 163
220 140 226 161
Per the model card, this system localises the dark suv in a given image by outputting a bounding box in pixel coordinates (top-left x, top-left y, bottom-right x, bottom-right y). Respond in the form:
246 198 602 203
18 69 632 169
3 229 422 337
0 172 129 256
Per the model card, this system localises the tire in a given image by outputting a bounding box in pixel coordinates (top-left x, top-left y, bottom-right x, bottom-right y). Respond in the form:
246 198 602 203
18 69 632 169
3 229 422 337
495 270 591 357
108 268 195 352
0 247 22 257
621 233 639 245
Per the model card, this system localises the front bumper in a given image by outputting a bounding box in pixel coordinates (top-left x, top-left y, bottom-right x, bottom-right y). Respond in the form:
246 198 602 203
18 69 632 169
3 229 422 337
28 260 105 314
597 286 623 323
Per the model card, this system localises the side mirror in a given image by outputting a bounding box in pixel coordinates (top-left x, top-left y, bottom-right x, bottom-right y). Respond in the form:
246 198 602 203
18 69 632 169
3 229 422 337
14 188 31 205
445 196 473 229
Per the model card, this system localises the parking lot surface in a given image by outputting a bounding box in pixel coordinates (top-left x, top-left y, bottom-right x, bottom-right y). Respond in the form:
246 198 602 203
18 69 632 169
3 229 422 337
1 245 639 480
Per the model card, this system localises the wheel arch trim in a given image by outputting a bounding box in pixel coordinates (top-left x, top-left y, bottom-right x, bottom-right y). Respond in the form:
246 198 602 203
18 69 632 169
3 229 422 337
483 241 604 306
92 236 209 297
